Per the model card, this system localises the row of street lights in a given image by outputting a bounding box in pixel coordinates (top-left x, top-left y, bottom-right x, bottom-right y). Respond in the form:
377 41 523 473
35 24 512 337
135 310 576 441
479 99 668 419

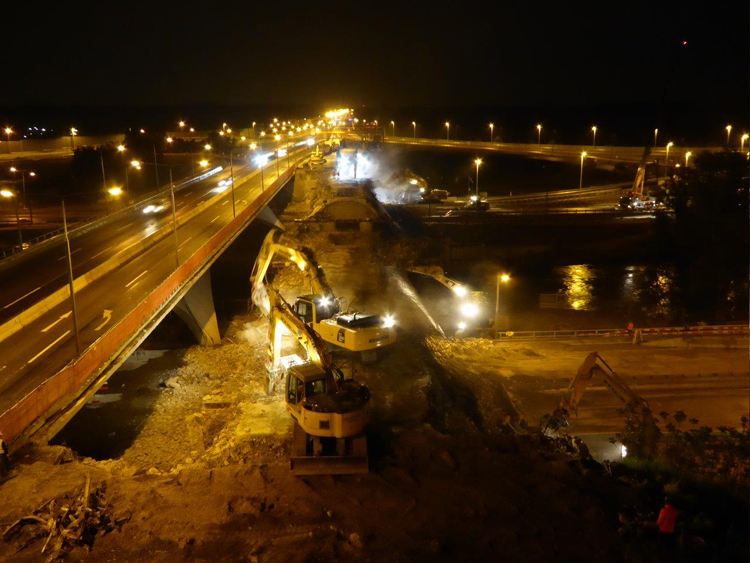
384 121 749 148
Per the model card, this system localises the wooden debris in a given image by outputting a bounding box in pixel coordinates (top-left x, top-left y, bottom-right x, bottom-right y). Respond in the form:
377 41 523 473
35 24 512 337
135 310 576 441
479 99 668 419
1 475 129 560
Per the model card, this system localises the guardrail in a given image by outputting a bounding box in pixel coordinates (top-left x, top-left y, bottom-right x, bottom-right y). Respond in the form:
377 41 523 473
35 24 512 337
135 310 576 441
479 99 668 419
493 324 749 341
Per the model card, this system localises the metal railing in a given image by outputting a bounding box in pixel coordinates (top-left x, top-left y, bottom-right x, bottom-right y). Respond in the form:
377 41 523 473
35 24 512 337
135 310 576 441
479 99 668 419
493 324 749 341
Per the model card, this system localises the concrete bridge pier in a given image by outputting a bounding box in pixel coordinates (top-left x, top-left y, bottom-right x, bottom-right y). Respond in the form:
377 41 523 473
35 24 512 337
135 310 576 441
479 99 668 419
174 271 221 345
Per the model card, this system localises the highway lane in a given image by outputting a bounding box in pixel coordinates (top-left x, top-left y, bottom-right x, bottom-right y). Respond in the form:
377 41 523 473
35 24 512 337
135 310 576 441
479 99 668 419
0 166 235 321
0 142 312 413
0 139 311 323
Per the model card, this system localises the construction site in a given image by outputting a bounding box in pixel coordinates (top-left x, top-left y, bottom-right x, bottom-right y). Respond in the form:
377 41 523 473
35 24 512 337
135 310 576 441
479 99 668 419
1 142 748 563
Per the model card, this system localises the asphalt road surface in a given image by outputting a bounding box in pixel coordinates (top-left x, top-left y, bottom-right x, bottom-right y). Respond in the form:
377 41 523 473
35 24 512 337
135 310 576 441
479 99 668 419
0 140 312 414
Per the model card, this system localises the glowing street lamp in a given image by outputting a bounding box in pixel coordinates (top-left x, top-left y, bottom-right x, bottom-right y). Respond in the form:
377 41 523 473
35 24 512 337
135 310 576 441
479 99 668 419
390 120 395 136
178 120 186 129
412 121 416 139
474 158 482 198
741 133 749 152
204 144 212 151
579 151 587 189
666 141 674 166
489 122 495 143
536 124 542 145
117 144 126 152
166 137 173 144
445 122 450 141
0 188 22 246
653 128 659 148
9 166 35 203
685 151 692 166
199 159 209 167
108 186 123 197
725 125 732 146
70 127 78 150
591 126 597 147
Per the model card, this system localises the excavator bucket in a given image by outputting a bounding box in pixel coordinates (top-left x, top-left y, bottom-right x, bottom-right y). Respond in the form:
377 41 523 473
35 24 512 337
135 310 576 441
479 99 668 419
290 423 368 476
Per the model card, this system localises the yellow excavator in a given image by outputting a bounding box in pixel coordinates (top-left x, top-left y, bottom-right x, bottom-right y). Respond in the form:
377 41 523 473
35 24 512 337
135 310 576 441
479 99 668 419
267 286 369 475
544 352 655 453
251 229 396 358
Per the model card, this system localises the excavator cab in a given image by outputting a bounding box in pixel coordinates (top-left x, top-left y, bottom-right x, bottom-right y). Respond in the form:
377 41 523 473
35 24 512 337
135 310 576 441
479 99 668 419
284 362 369 475
293 294 339 324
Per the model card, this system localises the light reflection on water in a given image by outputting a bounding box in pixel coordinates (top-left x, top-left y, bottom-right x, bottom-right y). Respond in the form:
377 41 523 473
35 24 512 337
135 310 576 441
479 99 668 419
555 264 676 319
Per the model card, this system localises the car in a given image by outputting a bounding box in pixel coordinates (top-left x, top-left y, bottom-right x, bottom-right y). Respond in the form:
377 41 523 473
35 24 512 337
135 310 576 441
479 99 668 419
142 197 170 214
463 198 490 211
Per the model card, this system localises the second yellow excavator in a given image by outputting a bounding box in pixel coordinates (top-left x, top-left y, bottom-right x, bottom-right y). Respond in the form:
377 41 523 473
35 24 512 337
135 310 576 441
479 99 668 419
251 229 396 358
266 286 369 475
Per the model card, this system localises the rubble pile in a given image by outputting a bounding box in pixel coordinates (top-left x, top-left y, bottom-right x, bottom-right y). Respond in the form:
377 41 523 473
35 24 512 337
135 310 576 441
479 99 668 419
2 476 128 561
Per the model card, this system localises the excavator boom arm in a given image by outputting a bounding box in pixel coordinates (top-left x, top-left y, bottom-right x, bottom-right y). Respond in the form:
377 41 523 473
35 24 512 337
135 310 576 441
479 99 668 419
251 229 335 299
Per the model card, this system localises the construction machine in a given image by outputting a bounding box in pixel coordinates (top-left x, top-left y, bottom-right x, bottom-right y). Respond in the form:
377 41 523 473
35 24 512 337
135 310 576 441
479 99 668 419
251 229 396 358
267 287 369 475
543 352 655 453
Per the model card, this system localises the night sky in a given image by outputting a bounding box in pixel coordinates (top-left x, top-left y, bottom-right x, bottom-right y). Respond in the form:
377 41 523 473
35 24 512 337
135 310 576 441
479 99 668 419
2 1 748 139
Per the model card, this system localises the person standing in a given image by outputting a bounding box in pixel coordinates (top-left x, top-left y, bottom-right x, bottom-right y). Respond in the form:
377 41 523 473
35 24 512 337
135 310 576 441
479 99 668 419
657 497 679 549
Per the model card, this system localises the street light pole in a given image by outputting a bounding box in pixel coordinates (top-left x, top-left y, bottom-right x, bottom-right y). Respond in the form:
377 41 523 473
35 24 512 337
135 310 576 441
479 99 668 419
742 134 749 152
391 121 395 137
4 128 12 154
168 167 179 268
153 143 160 190
726 125 732 146
62 201 81 355
474 158 482 199
536 124 542 145
591 126 597 147
412 121 416 139
445 122 450 141
653 128 658 148
229 152 236 218
579 151 587 189
99 147 109 215
489 123 494 143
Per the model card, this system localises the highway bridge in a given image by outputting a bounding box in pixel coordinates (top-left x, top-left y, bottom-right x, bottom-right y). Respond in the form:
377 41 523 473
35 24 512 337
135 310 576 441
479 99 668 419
383 136 716 166
0 137 315 445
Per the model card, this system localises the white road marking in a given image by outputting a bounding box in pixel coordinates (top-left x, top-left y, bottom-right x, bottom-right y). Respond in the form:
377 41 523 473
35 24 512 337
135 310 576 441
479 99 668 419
28 330 71 364
41 312 72 333
126 270 148 288
3 287 41 310
57 248 81 261
90 247 109 260
127 282 140 292
222 200 228 205
178 236 193 249
210 216 220 223
95 309 113 331
116 224 130 233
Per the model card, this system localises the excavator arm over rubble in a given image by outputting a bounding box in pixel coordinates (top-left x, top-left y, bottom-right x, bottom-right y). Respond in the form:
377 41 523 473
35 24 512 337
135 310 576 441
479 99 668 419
544 352 655 453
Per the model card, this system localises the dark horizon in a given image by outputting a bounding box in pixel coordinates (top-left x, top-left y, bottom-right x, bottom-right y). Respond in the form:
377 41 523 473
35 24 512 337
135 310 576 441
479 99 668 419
1 99 745 147
2 2 747 123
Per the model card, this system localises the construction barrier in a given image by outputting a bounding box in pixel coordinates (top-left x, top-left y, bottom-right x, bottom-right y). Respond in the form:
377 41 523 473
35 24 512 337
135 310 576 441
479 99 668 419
494 324 749 341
